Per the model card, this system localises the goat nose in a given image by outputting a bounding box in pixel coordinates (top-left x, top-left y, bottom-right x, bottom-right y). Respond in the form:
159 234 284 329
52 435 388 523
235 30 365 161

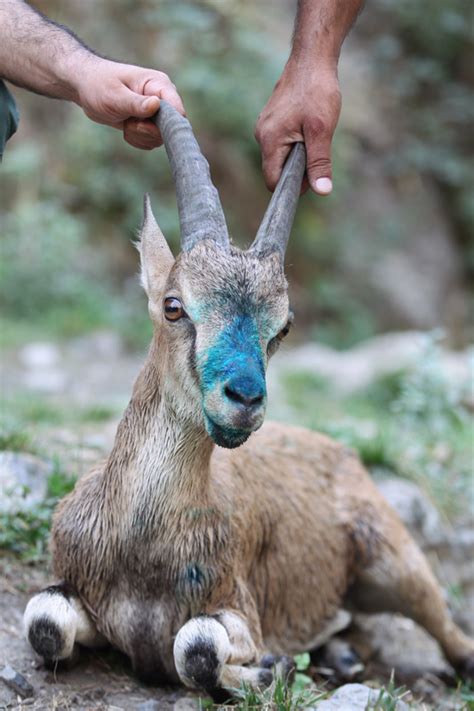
224 377 265 409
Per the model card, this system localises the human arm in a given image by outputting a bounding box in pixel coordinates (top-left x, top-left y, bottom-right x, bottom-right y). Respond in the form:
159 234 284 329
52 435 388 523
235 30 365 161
0 0 184 149
255 0 363 195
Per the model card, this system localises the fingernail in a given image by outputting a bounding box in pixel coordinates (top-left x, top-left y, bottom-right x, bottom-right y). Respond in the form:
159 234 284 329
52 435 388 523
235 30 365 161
315 177 333 194
142 97 158 112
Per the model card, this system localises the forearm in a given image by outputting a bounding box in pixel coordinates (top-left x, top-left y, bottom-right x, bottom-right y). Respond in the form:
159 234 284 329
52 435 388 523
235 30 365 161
0 0 93 101
255 0 364 194
290 0 364 70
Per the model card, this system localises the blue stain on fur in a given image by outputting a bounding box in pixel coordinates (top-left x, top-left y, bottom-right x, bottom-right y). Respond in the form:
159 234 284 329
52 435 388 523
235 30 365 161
199 314 265 398
198 313 266 448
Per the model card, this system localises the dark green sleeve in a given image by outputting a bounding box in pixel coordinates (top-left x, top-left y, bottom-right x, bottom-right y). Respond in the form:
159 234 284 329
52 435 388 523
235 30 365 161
0 81 20 161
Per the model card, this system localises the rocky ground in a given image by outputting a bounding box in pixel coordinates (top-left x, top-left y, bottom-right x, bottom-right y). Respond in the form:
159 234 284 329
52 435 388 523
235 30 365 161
1 332 473 710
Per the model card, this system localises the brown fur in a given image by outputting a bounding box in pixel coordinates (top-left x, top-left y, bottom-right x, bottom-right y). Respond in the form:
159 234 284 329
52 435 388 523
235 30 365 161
30 211 473 688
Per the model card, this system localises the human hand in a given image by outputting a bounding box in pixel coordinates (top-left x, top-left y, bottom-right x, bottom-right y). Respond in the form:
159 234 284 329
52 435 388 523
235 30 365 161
255 60 341 195
73 57 185 149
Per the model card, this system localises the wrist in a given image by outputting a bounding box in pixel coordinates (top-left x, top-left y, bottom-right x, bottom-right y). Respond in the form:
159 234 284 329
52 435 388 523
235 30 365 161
57 48 102 103
282 54 339 87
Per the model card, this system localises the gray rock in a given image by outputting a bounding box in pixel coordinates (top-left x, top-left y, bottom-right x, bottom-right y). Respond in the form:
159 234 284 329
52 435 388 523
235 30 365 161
137 701 166 711
376 478 445 548
23 368 68 394
68 330 123 360
18 342 61 369
314 683 409 711
173 698 199 710
273 333 473 396
0 665 34 698
0 451 53 514
351 613 453 681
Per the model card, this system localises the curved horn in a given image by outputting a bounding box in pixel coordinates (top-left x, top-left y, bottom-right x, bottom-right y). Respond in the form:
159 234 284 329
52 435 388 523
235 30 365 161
250 142 306 258
153 102 230 251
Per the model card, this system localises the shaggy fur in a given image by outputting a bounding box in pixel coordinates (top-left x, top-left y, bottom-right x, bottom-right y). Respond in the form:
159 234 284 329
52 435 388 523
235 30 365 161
24 203 474 693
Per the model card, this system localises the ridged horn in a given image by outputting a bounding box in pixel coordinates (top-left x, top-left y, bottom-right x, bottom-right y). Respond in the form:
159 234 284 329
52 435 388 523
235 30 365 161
153 101 230 251
250 142 306 258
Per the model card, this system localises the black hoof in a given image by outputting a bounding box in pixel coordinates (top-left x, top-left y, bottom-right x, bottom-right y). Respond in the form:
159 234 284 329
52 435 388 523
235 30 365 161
28 616 65 663
456 655 474 682
184 638 220 691
259 654 295 681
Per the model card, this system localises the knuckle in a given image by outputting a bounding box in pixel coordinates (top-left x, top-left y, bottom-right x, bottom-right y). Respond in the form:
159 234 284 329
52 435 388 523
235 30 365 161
307 155 332 171
305 116 326 137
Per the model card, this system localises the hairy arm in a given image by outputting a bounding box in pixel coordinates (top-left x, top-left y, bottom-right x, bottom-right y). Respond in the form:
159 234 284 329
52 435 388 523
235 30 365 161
0 0 184 149
255 0 363 195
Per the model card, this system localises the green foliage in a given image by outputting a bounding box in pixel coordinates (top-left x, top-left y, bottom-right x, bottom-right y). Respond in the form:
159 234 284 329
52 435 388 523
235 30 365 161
232 675 326 711
366 672 410 710
280 333 473 518
389 333 473 516
1 0 471 348
0 394 119 448
294 653 311 672
0 500 53 562
0 421 34 453
457 680 474 711
0 463 76 562
367 0 473 248
79 405 117 423
308 277 377 350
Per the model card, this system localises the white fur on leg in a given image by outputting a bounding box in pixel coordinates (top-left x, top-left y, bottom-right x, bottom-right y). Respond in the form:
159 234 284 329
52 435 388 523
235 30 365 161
69 596 105 648
24 591 78 660
24 588 103 661
174 616 231 689
214 611 258 664
220 663 273 690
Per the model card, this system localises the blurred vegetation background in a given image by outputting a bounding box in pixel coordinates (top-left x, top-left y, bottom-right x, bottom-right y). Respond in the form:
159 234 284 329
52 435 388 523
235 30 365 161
0 0 473 524
0 6 473 702
1 0 473 350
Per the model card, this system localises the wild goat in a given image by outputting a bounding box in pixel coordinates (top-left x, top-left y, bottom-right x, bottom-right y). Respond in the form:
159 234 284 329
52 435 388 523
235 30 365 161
25 102 473 696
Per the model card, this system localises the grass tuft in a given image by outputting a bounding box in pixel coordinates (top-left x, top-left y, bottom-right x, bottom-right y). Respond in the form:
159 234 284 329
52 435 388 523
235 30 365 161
0 462 76 562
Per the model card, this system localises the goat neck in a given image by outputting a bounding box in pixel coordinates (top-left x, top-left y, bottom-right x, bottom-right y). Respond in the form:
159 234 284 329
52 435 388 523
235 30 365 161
102 337 215 529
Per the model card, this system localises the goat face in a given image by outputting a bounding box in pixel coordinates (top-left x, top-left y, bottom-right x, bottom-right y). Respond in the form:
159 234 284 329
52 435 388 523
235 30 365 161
138 105 304 448
138 203 291 448
174 241 291 448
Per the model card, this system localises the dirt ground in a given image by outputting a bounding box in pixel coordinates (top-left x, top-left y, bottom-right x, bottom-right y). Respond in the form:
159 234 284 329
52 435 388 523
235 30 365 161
0 558 201 711
1 554 471 711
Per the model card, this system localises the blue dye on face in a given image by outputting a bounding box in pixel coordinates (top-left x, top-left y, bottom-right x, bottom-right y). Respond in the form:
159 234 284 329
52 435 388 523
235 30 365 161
199 313 266 400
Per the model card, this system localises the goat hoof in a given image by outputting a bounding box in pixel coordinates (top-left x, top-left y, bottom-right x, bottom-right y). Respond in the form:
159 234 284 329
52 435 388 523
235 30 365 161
259 654 295 681
456 654 474 682
257 668 274 688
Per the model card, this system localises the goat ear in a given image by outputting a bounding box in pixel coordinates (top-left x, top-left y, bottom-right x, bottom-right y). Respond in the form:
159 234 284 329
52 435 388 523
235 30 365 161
137 194 175 299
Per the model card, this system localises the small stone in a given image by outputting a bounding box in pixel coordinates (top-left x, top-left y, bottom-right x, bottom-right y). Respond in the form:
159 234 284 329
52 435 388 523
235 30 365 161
0 665 34 699
315 682 410 711
136 701 162 711
173 698 199 711
315 683 376 711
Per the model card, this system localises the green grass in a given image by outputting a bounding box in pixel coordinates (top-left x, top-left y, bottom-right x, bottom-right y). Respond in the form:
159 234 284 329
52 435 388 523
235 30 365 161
0 463 76 562
279 338 473 520
457 681 474 711
195 653 325 710
367 672 410 710
0 394 118 431
0 424 34 453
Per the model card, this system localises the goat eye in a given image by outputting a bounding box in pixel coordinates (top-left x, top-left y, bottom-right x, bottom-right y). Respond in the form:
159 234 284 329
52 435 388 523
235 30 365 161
164 297 185 321
278 313 294 339
279 321 292 339
267 314 293 356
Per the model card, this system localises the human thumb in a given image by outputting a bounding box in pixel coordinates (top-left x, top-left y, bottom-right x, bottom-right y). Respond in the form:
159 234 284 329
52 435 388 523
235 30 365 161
306 133 333 196
120 88 160 118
